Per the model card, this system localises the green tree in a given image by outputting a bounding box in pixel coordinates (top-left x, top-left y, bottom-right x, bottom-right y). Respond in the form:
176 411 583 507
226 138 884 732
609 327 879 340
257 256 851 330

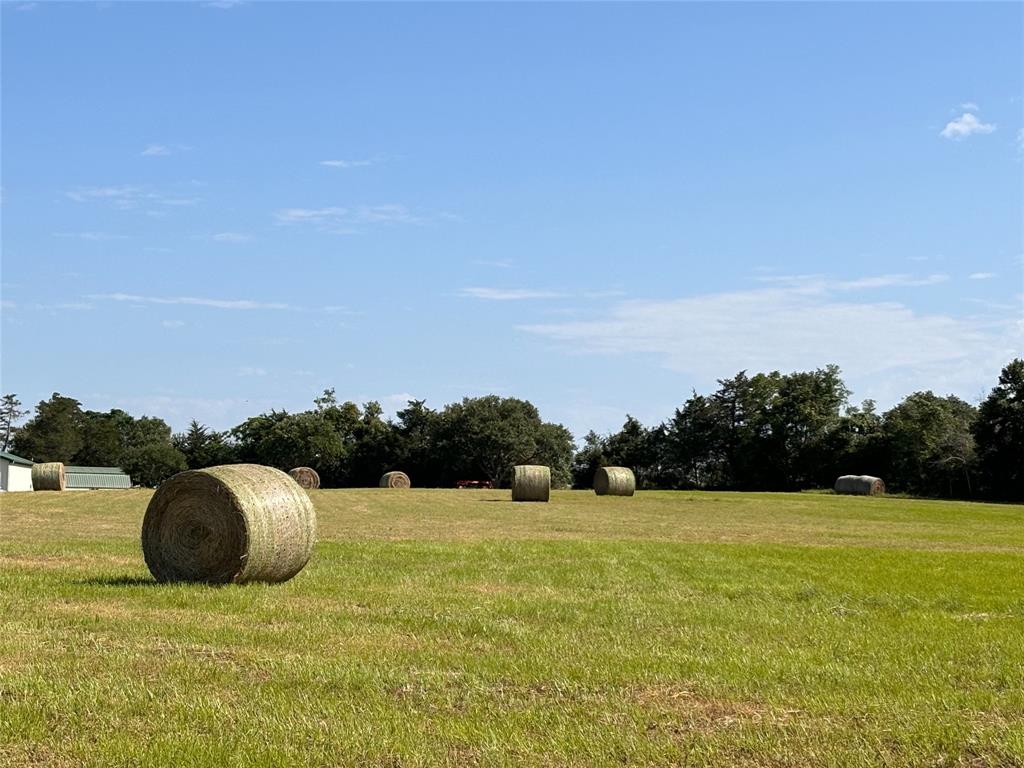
438 396 570 487
0 394 29 452
571 430 608 489
973 359 1024 501
173 420 236 469
11 393 85 462
121 441 187 487
604 415 659 488
393 399 443 486
882 392 977 497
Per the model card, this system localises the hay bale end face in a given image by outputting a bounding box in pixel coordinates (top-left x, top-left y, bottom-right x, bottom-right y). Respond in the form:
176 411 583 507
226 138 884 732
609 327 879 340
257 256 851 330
834 475 886 496
288 466 320 490
512 464 550 502
594 466 636 496
141 464 317 584
380 471 411 489
31 462 66 491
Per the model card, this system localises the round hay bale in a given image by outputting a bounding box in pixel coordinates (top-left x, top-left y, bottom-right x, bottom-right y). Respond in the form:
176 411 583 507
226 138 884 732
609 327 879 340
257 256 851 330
379 471 411 489
288 466 320 490
141 464 317 584
512 464 550 502
834 475 886 496
31 462 66 491
594 466 636 496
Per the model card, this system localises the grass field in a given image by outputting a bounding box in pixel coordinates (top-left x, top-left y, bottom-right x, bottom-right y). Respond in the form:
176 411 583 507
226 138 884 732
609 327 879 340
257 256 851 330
1 488 1022 767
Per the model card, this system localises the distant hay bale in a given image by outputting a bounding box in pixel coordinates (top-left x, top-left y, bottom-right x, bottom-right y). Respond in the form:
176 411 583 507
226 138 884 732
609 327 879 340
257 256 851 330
31 462 66 491
141 464 317 584
594 466 636 496
512 464 550 502
834 475 886 496
380 471 411 489
288 466 320 490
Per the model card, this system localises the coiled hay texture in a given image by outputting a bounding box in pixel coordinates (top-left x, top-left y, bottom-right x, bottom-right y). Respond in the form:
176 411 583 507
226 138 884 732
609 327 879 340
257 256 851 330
379 471 411 489
594 466 636 496
512 464 550 502
834 475 886 496
288 466 320 490
31 462 66 491
141 464 317 584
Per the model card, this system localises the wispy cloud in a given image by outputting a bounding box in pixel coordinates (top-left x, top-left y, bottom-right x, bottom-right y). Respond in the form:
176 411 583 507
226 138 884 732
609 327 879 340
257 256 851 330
940 112 996 140
66 185 201 210
237 366 267 377
203 0 244 8
756 273 949 292
209 232 254 243
53 231 128 241
473 259 514 269
320 159 375 169
519 281 1020 408
969 272 996 280
141 144 171 156
90 293 291 310
960 101 979 112
162 320 186 328
273 204 441 233
89 292 349 314
460 287 565 301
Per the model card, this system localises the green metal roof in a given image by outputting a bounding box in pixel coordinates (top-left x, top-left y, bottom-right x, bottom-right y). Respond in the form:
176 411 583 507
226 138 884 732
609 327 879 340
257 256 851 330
65 467 132 489
64 465 129 474
0 451 33 467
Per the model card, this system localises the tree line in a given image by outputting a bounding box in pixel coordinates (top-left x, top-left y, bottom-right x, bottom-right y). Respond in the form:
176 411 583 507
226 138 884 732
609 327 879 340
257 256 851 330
3 358 1021 501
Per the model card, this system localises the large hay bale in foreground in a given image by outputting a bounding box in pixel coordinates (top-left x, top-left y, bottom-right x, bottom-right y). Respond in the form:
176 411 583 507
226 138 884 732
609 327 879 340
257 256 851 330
288 466 320 490
594 466 636 496
379 471 411 489
512 465 550 502
141 464 317 584
834 475 886 496
31 462 66 491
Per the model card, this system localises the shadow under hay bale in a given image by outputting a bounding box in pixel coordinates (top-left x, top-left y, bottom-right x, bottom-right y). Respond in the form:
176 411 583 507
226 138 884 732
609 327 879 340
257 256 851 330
141 464 317 584
380 471 411 489
834 475 886 496
512 464 550 502
288 466 320 490
594 466 636 496
31 462 66 491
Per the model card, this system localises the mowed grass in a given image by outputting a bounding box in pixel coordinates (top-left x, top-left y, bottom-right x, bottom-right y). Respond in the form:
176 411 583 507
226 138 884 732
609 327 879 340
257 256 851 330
1 489 1022 767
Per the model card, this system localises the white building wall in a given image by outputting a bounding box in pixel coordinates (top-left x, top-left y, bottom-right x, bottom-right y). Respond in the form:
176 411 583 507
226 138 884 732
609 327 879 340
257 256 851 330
1 460 34 492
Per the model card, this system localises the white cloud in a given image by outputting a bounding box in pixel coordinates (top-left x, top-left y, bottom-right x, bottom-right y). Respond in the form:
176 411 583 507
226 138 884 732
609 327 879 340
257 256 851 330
162 320 186 328
209 232 253 243
52 231 128 241
89 292 347 314
960 102 979 112
473 259 514 269
204 0 244 8
460 287 565 301
940 112 996 140
66 185 200 209
141 144 171 156
90 293 291 310
969 272 996 280
273 204 441 233
519 281 1021 408
237 366 267 377
320 159 375 169
755 273 949 292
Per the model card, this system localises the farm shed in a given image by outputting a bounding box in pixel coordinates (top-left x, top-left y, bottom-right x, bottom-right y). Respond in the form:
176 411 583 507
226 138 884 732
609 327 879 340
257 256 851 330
0 451 34 492
64 465 132 490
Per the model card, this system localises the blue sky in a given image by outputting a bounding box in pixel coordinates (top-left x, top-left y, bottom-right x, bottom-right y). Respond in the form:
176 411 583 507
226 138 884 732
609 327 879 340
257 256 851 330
2 1 1022 438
